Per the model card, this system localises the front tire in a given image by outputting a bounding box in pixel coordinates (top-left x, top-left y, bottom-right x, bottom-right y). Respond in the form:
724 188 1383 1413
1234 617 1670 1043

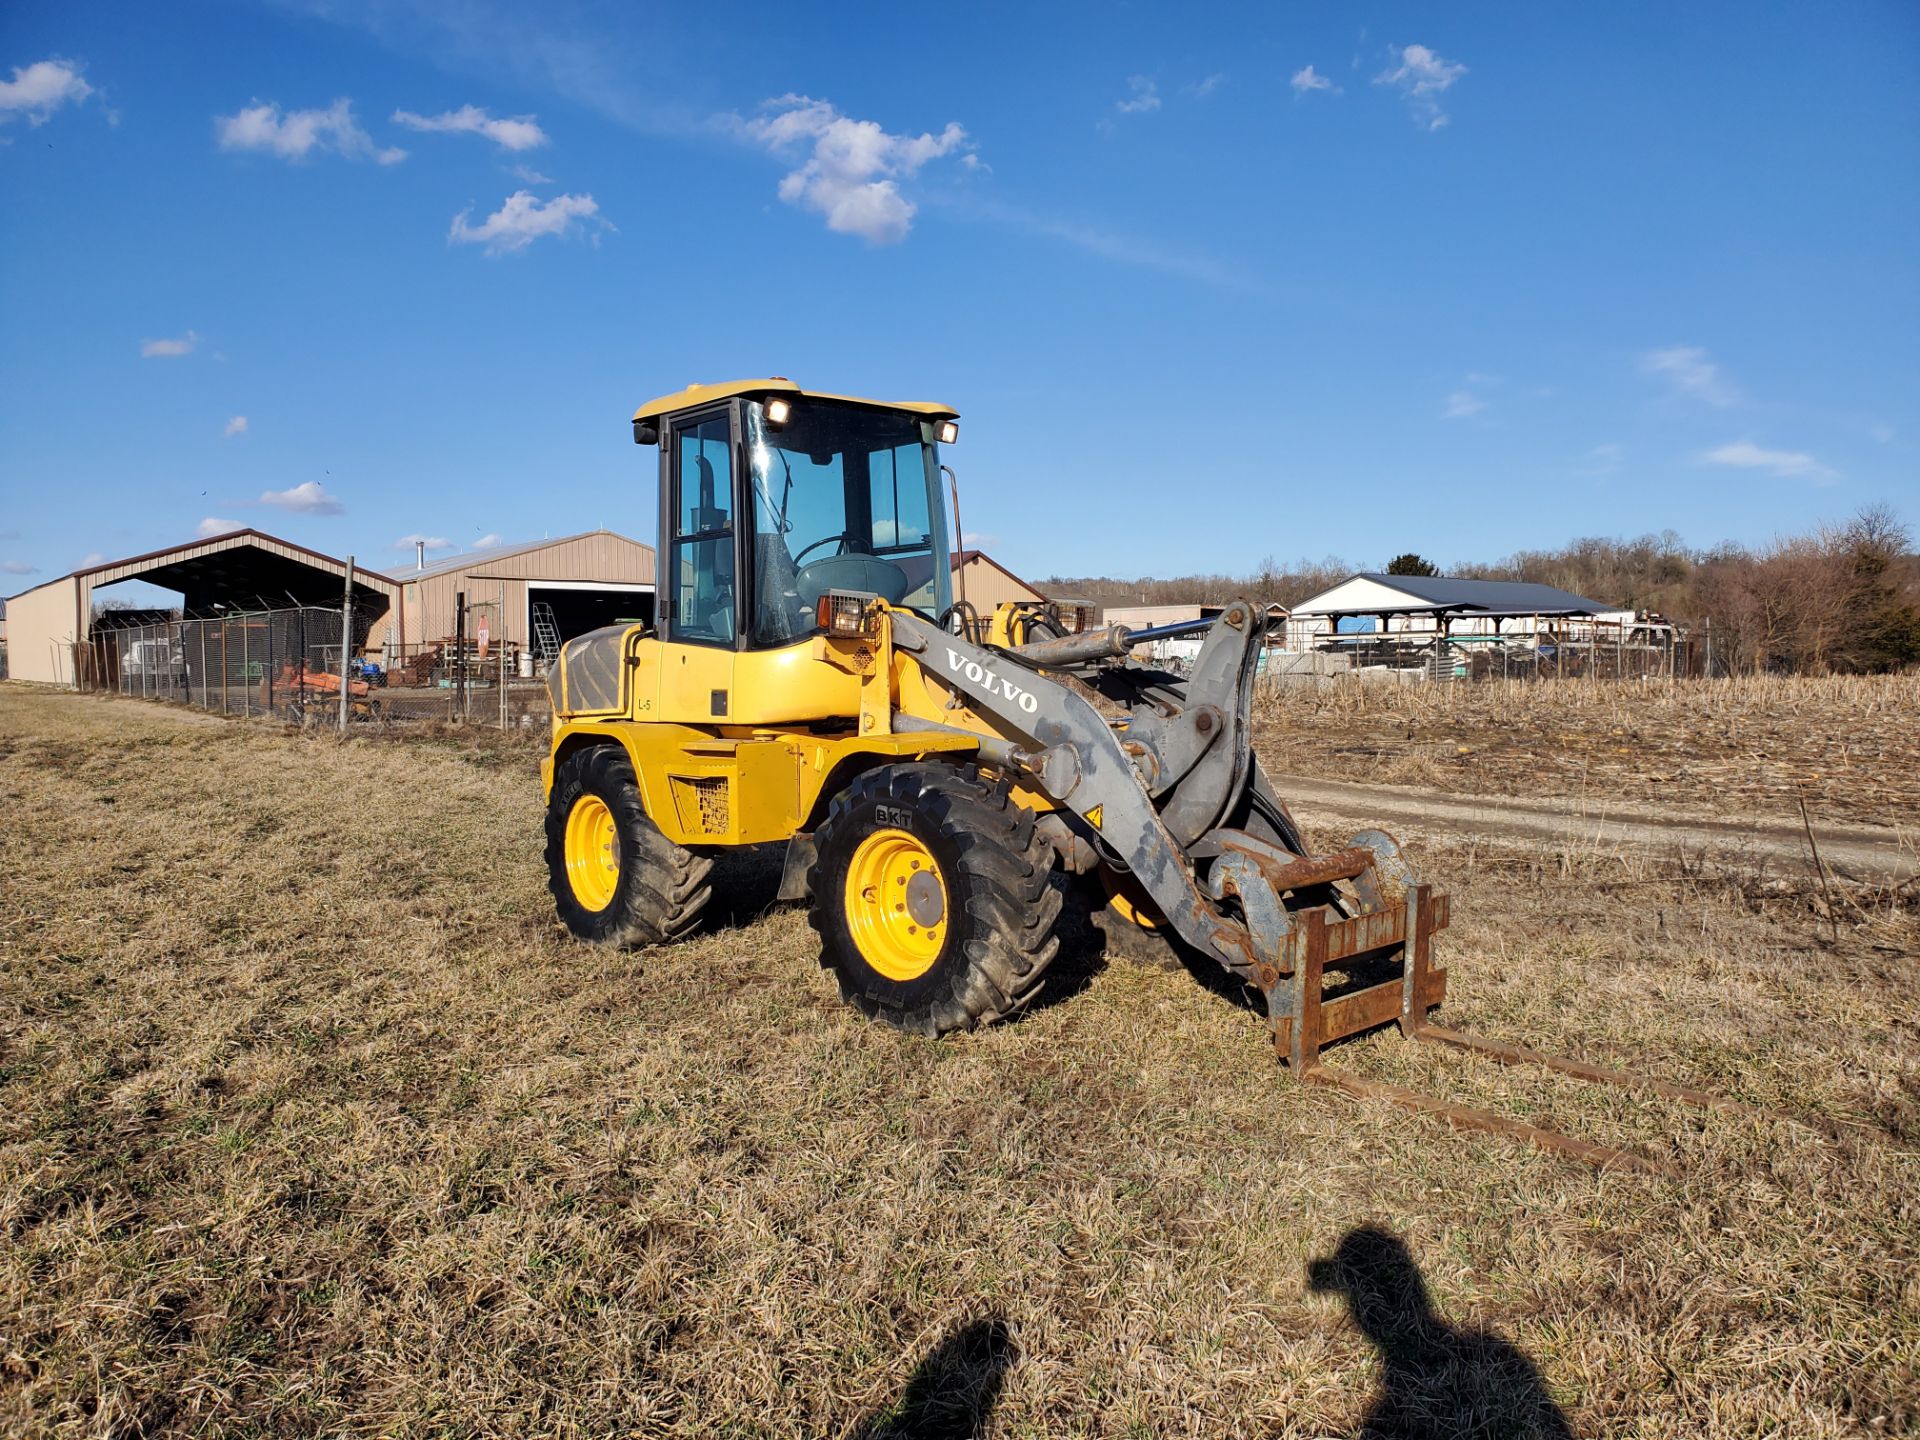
545 746 713 947
809 764 1062 1036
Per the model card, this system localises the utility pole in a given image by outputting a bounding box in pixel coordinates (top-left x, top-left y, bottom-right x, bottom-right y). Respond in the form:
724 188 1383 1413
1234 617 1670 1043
339 557 355 734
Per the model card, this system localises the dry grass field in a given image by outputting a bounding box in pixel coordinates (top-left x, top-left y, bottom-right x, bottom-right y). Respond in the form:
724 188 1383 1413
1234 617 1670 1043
3 682 1917 1438
1256 673 1920 828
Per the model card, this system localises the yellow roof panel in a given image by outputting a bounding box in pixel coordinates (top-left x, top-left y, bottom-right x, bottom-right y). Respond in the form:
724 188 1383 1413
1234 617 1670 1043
633 378 957 423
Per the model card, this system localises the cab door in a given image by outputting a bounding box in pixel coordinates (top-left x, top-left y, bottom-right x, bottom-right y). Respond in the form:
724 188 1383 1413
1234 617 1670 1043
659 405 740 722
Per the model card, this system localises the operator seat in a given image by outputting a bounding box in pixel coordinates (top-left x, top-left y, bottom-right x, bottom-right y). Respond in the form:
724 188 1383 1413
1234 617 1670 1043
795 552 910 608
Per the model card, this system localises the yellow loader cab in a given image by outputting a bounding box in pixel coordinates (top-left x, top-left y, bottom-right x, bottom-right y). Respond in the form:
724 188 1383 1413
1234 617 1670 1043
542 377 1444 1061
543 378 1068 1034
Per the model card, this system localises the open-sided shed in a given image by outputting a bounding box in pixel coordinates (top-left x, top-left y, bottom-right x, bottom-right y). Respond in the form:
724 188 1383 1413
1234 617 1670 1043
2 530 396 685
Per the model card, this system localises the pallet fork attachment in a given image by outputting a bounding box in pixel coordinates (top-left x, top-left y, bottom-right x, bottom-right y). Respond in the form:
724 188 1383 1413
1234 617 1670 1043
1265 885 1761 1176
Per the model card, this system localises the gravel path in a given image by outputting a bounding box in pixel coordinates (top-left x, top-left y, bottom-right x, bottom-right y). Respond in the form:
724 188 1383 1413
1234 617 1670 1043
1273 772 1919 882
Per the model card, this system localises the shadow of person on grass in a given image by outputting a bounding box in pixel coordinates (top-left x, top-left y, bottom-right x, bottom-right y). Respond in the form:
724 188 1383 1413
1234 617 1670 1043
853 1317 1016 1440
1309 1226 1573 1440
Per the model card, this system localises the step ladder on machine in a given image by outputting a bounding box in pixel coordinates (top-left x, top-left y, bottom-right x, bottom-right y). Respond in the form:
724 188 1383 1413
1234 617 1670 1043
531 603 562 667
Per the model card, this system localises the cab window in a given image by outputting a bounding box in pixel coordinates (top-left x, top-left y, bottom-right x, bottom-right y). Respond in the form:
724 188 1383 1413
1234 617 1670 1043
671 415 736 646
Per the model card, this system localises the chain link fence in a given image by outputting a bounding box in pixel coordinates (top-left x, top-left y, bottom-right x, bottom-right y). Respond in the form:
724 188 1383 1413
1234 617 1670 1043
72 602 1707 731
75 604 553 731
1124 621 1699 694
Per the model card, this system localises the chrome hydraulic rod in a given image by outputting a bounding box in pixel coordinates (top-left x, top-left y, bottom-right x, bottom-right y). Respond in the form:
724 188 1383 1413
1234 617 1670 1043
1118 617 1215 645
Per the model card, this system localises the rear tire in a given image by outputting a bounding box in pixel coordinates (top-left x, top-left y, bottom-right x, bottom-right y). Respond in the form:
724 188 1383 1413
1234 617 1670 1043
546 746 713 947
809 763 1061 1035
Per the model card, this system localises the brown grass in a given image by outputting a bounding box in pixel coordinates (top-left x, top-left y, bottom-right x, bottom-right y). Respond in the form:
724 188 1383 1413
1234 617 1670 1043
1255 672 1920 828
2 685 1917 1437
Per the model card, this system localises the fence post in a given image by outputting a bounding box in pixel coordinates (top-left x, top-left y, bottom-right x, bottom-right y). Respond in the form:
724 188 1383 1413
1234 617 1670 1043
455 591 467 721
500 580 508 730
339 558 355 735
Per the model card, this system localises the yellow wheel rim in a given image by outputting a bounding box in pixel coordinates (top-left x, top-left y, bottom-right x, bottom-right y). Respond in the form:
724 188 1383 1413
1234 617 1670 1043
844 828 948 982
564 793 621 911
1106 880 1165 932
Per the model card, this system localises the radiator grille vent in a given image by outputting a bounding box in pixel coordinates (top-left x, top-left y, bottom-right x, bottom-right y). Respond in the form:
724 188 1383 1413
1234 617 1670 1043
671 775 730 835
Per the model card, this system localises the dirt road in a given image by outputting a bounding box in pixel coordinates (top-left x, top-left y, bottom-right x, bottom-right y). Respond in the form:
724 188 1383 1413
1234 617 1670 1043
1273 772 1918 882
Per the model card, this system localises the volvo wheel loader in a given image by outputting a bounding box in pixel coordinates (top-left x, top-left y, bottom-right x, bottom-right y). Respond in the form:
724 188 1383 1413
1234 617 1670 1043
540 380 1743 1171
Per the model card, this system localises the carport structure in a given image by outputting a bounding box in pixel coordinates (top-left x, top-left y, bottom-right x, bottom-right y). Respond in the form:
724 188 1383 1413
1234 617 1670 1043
3 529 397 685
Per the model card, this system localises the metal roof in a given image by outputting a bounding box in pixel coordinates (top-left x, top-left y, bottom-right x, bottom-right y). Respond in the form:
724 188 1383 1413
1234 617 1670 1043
399 530 636 581
4 528 398 606
1293 573 1610 616
633 378 959 423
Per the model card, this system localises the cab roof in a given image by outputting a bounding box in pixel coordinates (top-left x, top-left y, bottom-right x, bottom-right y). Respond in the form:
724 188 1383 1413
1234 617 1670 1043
632 378 958 424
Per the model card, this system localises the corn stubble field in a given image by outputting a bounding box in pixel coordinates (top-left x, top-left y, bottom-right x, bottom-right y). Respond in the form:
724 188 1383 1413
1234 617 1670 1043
2 681 1916 1438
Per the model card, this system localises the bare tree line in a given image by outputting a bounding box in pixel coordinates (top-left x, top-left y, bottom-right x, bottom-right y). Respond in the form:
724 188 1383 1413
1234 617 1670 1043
1046 504 1920 675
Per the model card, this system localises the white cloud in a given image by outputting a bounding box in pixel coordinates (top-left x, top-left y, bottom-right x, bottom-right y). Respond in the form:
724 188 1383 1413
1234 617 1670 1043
1640 345 1742 407
215 99 407 164
260 481 344 514
0 58 93 127
1 559 36 575
394 533 453 551
472 532 504 549
392 104 548 152
1116 76 1161 114
1291 65 1338 96
224 415 248 437
1700 441 1837 484
196 516 243 538
448 190 606 254
80 552 108 568
1191 74 1227 98
1442 390 1486 419
735 94 972 246
1374 44 1466 129
1868 422 1894 444
509 163 554 185
141 330 198 358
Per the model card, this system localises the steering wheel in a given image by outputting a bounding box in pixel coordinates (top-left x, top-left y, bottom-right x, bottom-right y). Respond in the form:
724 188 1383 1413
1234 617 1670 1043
793 532 855 565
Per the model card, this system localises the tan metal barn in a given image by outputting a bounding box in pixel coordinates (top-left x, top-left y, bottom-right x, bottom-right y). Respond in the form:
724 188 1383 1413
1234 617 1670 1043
950 549 1047 613
381 530 656 660
2 530 397 686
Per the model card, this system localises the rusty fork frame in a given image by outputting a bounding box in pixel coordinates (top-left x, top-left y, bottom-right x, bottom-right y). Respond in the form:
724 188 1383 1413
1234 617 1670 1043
1262 885 1752 1176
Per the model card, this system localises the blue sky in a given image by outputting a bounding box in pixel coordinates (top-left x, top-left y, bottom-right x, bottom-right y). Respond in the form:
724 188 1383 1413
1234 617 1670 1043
2 0 1916 600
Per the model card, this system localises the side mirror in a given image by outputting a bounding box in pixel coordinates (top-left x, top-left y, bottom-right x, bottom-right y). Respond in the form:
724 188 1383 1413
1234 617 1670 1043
633 421 659 446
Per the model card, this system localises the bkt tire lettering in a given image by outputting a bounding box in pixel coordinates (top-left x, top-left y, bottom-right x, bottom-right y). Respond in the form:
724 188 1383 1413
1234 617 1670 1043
943 648 1039 714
